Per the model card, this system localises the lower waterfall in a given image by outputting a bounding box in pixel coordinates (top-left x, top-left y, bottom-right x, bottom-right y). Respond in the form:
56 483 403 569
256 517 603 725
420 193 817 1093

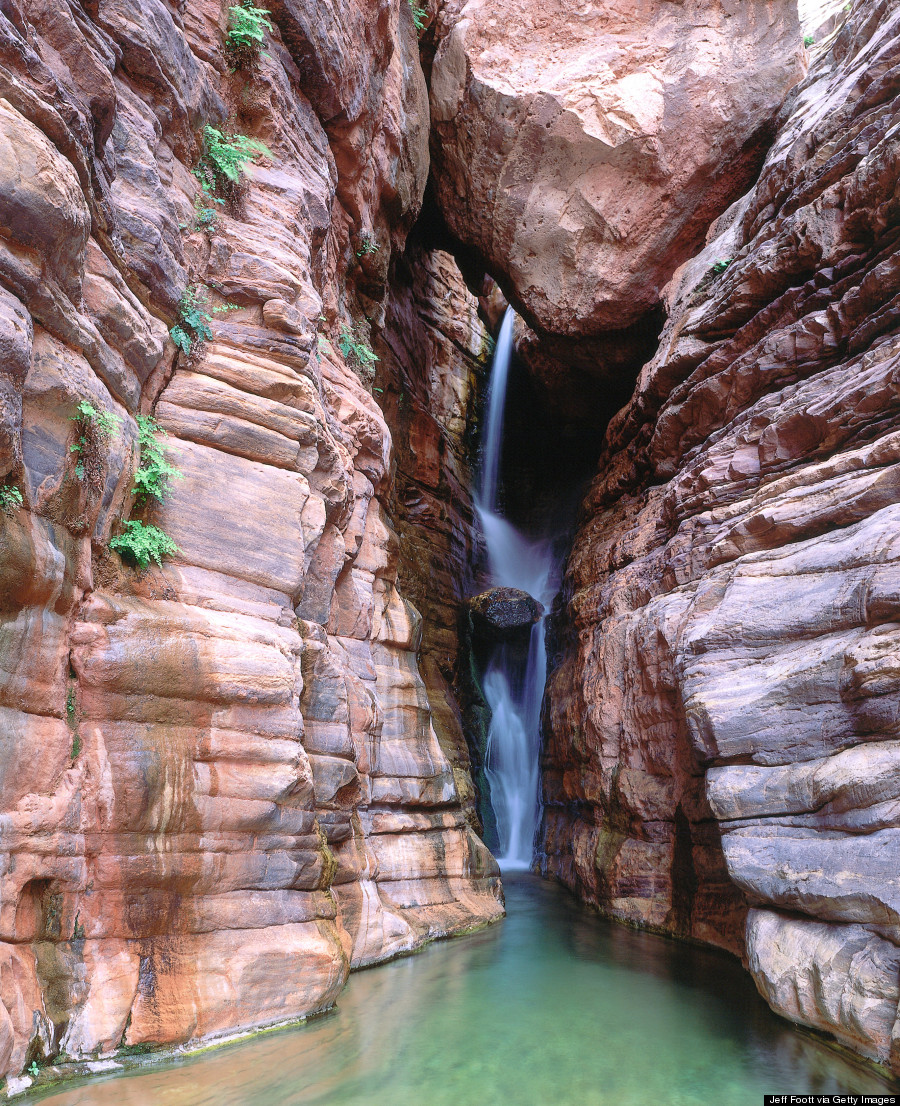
476 308 558 870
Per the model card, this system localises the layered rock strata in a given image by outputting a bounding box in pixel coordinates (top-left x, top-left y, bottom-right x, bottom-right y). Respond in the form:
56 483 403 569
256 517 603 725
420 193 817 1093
539 0 900 1073
0 0 500 1084
377 242 493 833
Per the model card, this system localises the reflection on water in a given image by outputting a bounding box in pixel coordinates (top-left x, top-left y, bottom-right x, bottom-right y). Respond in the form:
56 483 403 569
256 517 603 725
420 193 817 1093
37 876 897 1106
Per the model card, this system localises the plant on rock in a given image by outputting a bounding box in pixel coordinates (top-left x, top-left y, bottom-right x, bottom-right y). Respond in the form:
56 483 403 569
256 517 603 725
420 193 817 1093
338 322 379 386
109 520 178 570
133 415 183 504
690 257 733 303
193 125 271 203
69 400 122 481
226 1 274 68
0 482 23 514
170 284 236 356
356 234 380 259
407 0 427 32
193 194 219 233
109 413 183 570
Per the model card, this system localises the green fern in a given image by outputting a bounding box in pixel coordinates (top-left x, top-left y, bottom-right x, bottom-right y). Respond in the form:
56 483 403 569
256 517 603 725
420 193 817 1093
170 285 236 355
227 2 274 67
356 234 380 259
407 0 427 32
194 126 272 199
69 401 122 480
109 520 178 570
0 483 23 514
193 194 219 232
338 325 379 366
133 416 183 504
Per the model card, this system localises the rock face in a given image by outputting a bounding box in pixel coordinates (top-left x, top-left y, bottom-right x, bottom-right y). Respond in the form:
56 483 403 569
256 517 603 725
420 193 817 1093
2 0 899 1089
539 0 900 1074
0 0 501 1082
430 0 806 342
377 242 496 835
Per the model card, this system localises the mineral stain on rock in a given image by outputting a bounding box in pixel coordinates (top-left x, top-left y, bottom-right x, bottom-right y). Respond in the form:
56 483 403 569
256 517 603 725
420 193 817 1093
0 0 898 1093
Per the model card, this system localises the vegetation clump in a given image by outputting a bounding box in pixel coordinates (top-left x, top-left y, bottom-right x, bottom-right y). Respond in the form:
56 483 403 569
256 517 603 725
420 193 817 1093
66 681 81 760
407 0 427 32
133 416 183 504
356 234 380 259
170 284 236 356
193 194 219 233
193 125 271 205
107 413 183 573
338 323 379 386
0 482 23 514
226 2 274 69
69 400 122 490
109 521 179 570
690 257 733 303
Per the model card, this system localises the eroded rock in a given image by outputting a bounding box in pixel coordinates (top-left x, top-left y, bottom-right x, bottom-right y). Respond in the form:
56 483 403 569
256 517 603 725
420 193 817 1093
431 0 805 341
539 0 900 1073
0 0 501 1082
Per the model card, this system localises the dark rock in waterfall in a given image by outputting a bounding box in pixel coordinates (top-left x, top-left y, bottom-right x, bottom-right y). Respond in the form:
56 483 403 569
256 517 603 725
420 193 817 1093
468 587 544 640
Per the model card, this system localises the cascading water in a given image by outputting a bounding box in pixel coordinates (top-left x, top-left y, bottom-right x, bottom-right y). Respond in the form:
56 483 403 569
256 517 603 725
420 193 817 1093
476 308 558 870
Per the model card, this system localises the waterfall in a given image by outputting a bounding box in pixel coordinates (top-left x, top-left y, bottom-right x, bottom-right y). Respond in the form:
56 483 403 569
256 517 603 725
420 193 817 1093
475 307 557 871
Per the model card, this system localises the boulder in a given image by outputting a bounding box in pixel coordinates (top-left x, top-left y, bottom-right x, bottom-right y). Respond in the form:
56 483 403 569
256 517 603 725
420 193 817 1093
469 587 544 640
431 0 805 343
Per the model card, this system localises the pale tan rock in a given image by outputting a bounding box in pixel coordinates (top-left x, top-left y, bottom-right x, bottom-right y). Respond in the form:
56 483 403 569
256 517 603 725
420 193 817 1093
431 0 805 338
747 910 900 1065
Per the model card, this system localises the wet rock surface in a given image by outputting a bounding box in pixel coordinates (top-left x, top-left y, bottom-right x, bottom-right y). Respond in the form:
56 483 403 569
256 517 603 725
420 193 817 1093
469 588 544 640
538 0 900 1075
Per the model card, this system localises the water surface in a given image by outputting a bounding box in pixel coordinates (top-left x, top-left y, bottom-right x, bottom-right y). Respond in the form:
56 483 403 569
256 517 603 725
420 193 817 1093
37 876 895 1106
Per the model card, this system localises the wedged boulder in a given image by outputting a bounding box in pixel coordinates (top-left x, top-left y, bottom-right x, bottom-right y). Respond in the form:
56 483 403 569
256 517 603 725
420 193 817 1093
431 0 805 341
469 587 544 640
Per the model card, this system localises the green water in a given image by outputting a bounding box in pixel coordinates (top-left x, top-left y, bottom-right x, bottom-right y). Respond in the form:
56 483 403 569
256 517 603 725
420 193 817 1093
37 875 896 1106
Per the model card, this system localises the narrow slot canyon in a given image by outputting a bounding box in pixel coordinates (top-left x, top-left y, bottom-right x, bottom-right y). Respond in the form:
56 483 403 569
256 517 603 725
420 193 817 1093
0 0 899 1101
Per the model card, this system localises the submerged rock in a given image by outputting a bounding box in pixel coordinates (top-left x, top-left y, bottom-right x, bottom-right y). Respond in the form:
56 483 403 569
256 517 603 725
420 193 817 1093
469 588 544 640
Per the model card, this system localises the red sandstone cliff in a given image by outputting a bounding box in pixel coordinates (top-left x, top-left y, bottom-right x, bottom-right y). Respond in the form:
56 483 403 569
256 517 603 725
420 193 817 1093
535 1 900 1074
0 0 501 1083
1 0 899 1090
431 0 900 1078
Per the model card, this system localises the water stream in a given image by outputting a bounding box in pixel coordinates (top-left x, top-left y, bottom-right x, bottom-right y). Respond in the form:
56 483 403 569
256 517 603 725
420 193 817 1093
29 311 899 1106
476 308 558 869
35 876 894 1106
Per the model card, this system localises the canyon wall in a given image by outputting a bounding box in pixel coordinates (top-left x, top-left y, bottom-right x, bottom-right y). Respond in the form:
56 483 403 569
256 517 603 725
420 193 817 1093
0 0 501 1087
537 0 900 1075
431 0 900 1078
0 0 898 1090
